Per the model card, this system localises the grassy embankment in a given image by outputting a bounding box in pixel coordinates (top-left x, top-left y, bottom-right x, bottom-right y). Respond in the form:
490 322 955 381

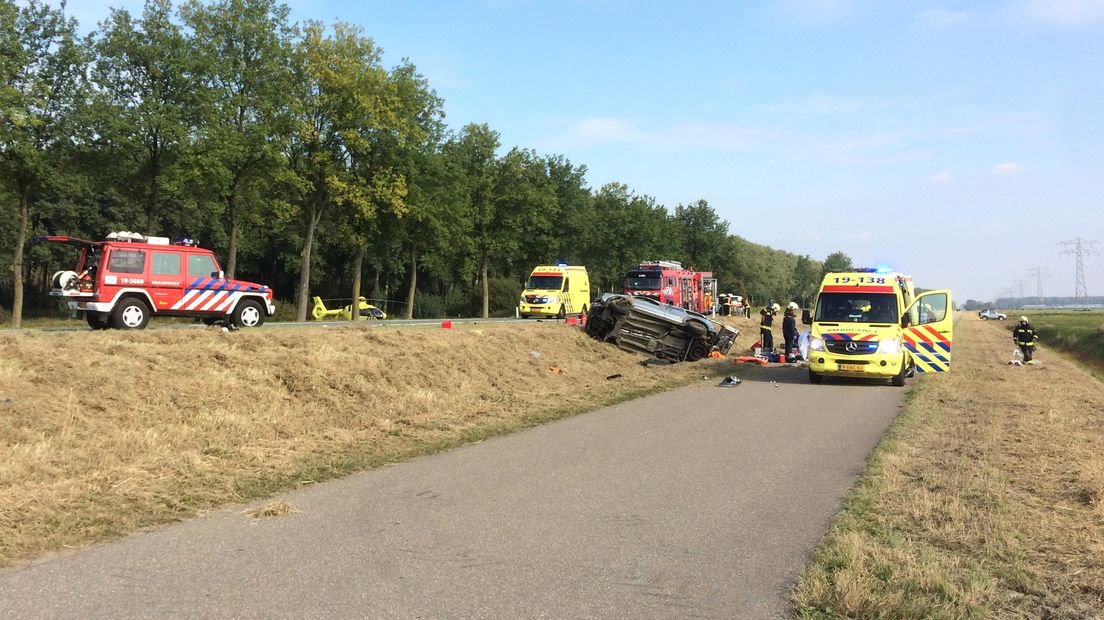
1026 310 1104 379
0 317 757 567
793 313 1104 618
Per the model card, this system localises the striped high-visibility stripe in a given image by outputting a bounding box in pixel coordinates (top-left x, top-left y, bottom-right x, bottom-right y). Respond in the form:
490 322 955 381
903 325 952 372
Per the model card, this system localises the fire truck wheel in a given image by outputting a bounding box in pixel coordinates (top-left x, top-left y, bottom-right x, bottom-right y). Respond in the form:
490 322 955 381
232 299 265 328
557 305 566 319
85 312 110 330
112 298 150 330
808 369 823 384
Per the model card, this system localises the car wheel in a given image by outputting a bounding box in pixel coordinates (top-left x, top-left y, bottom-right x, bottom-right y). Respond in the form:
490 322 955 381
686 341 710 362
85 312 110 330
808 369 823 384
685 320 708 337
112 298 150 330
232 299 265 328
980 316 989 320
609 300 630 316
998 317 1005 320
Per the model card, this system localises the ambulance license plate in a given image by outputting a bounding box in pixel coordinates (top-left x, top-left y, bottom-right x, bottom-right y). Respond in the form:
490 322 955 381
838 364 864 372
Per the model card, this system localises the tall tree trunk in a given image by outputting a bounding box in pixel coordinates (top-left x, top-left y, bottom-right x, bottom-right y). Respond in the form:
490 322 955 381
296 205 321 322
145 148 160 235
405 245 418 319
481 255 490 319
11 188 29 328
226 185 240 279
350 246 364 321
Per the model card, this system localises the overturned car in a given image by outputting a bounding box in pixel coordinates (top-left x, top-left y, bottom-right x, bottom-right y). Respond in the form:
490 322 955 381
584 294 739 363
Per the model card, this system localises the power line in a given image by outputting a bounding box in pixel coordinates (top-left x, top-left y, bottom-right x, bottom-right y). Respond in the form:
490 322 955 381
1058 238 1099 301
1026 267 1047 298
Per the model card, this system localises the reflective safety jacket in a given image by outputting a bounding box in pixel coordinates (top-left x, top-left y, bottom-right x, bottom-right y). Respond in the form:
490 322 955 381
1013 324 1038 346
760 309 774 331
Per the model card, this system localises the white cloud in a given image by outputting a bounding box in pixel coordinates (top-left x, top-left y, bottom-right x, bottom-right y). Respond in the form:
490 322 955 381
928 171 954 184
990 162 1025 176
536 118 774 151
538 117 639 150
1008 0 1104 27
913 7 972 30
763 92 863 115
770 0 856 26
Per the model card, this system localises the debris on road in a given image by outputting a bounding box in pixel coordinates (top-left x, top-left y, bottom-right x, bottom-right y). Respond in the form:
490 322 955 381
718 375 742 387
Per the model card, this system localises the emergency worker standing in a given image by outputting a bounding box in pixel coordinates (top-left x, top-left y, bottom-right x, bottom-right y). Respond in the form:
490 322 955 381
783 302 800 359
1013 316 1039 365
759 303 780 353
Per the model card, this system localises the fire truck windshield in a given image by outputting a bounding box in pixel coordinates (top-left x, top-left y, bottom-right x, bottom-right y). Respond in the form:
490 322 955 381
526 275 563 290
815 293 898 323
624 271 661 290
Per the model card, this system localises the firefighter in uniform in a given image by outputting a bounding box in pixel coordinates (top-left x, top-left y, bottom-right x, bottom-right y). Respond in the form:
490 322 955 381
783 302 800 359
760 303 780 353
1013 315 1039 365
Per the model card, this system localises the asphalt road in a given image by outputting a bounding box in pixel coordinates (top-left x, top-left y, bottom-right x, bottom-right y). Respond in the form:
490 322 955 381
0 365 905 619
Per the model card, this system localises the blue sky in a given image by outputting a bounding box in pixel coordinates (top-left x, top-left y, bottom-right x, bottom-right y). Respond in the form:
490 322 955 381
67 0 1104 303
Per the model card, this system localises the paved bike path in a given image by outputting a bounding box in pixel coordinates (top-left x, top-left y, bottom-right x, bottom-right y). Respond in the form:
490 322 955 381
0 366 903 618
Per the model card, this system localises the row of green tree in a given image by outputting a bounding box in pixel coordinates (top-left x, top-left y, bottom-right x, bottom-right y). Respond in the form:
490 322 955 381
1 0 853 327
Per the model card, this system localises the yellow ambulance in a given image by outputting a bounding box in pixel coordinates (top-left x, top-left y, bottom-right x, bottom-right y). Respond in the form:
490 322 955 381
518 264 591 319
803 269 953 386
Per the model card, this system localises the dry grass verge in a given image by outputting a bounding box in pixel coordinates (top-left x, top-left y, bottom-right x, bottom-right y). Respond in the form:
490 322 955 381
793 314 1104 618
0 318 756 566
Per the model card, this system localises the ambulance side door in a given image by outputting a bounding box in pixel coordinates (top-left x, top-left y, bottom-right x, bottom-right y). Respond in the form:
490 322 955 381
902 289 954 372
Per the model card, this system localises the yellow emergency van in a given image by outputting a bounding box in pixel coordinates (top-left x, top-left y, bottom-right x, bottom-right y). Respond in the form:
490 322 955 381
803 269 953 386
518 264 591 319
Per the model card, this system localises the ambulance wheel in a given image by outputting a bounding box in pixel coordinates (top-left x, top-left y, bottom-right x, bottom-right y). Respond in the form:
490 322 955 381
232 299 265 328
557 305 566 319
520 313 529 319
85 312 110 330
891 359 907 387
808 369 823 384
112 298 150 330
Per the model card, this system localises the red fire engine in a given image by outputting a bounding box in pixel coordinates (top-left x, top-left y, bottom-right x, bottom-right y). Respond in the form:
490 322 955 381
622 260 718 314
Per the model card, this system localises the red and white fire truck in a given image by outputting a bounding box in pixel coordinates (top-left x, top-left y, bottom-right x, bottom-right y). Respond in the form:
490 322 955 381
622 260 718 314
42 231 275 330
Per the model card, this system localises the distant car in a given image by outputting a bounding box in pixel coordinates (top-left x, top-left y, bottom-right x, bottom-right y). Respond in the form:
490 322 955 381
584 293 738 362
978 309 1007 321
